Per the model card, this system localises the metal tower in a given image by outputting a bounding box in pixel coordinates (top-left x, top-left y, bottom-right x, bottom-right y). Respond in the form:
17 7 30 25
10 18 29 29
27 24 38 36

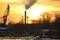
1 5 10 27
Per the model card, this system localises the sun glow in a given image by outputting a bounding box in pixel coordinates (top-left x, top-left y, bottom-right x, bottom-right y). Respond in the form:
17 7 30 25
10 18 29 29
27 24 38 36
27 5 48 20
2 0 20 2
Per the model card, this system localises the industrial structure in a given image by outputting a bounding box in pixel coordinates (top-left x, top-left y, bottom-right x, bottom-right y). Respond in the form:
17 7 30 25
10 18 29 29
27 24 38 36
0 5 10 27
0 4 60 39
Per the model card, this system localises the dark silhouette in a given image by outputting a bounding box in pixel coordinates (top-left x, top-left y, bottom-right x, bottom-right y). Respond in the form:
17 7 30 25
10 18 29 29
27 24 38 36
0 5 10 27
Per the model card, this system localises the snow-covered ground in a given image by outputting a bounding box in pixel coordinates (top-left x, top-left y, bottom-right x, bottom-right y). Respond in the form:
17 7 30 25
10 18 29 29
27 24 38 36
0 37 60 40
40 38 60 40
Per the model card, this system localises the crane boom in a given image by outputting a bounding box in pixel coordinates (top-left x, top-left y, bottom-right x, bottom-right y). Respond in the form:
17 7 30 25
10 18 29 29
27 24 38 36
2 5 10 27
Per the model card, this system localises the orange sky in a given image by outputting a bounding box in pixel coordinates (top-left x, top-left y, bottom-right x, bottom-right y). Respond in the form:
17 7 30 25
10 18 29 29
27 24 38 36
0 0 60 24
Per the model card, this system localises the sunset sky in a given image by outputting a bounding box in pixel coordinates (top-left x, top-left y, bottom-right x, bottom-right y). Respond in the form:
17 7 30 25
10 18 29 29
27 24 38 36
0 0 60 24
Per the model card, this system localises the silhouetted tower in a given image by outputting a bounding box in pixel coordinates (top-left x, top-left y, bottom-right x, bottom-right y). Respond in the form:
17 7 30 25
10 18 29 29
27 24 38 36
25 11 26 24
2 5 10 26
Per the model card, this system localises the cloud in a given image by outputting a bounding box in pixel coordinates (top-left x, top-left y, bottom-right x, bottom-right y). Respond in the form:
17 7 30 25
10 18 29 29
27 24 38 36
25 0 37 9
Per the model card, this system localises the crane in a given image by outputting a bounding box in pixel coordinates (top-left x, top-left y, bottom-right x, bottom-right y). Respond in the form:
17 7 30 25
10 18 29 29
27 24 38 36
1 5 10 27
0 5 10 36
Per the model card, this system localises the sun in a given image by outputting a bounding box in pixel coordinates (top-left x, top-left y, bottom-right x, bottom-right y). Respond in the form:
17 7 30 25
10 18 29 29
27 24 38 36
27 5 48 20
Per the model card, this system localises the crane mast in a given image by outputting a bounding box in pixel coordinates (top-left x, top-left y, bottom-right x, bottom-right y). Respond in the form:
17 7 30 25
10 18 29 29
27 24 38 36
1 5 10 27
